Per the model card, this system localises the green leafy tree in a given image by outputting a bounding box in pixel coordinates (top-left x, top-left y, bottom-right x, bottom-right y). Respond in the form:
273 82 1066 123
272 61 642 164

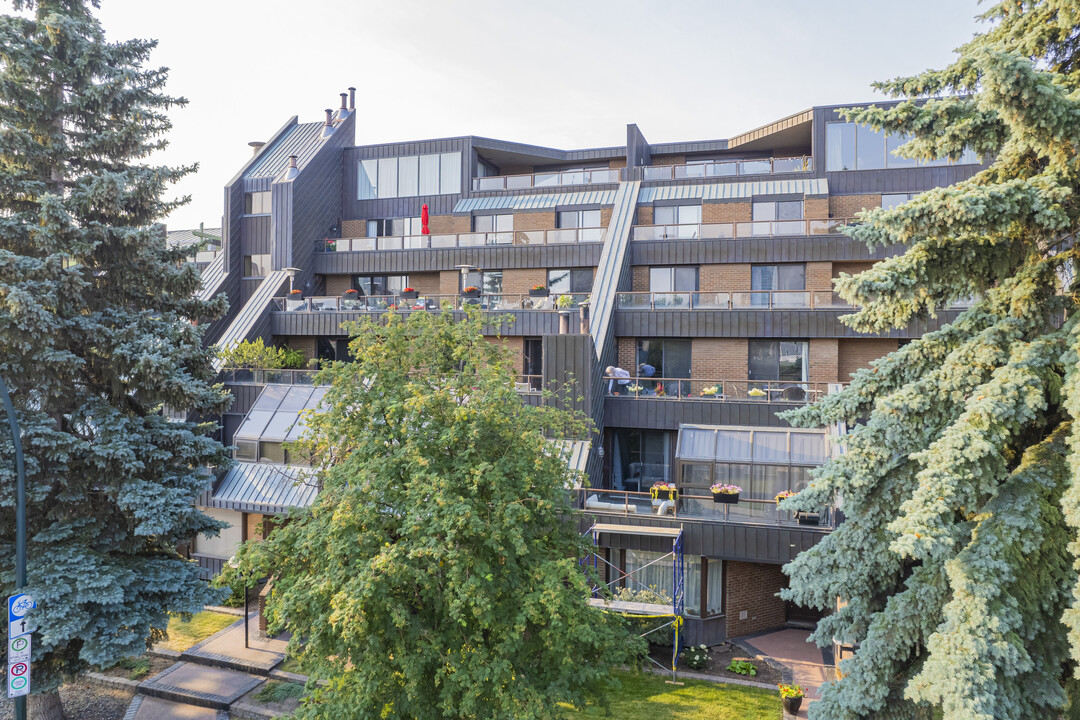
0 1 230 716
779 2 1080 719
218 337 307 370
228 308 638 719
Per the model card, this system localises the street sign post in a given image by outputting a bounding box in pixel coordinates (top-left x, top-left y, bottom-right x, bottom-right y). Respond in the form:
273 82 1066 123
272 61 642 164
6 594 33 699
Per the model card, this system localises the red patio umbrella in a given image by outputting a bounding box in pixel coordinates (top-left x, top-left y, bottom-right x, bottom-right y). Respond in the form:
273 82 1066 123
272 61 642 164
421 203 429 234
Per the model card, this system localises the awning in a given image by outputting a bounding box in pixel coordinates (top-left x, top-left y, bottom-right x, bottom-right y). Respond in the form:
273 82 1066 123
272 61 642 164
207 461 318 514
453 189 617 213
638 177 828 202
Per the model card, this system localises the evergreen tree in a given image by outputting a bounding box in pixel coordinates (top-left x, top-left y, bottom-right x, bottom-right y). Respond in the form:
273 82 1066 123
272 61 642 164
780 2 1080 718
224 309 639 720
0 1 230 716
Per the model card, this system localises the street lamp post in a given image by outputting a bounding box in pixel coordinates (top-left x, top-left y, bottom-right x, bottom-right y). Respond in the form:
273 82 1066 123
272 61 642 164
0 374 27 720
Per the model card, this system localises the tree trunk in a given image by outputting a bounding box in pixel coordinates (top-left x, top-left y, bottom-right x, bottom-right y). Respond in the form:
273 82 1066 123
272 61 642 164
29 691 66 720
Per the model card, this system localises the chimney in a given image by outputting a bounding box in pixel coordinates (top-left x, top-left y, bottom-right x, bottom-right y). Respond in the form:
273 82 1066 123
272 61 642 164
281 154 299 181
322 108 335 138
248 140 265 156
335 92 351 121
288 155 298 170
349 87 356 110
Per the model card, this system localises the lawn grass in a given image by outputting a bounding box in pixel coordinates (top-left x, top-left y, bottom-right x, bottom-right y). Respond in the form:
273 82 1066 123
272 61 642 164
158 611 238 652
562 670 780 719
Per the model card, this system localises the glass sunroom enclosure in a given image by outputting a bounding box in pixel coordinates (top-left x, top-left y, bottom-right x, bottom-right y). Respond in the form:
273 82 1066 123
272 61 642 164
676 425 837 526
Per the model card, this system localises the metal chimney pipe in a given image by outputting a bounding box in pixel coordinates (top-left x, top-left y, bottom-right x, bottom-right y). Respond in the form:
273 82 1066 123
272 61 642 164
340 93 348 110
349 87 356 110
248 141 265 156
288 155 298 169
324 109 333 127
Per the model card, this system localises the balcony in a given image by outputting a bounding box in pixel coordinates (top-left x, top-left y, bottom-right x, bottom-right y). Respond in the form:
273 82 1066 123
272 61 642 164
471 168 620 192
577 488 833 529
616 290 848 311
221 368 317 384
272 292 591 313
631 217 855 242
605 377 844 403
321 227 606 252
641 156 813 182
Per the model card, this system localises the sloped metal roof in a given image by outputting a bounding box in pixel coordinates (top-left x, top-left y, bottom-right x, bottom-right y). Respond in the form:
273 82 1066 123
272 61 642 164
244 121 325 179
453 189 618 213
208 461 318 514
167 227 221 248
196 253 226 302
637 178 828 203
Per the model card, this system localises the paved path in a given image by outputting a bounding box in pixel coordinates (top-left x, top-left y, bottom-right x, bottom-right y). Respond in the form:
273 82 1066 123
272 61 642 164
183 614 287 674
125 696 226 720
737 628 833 719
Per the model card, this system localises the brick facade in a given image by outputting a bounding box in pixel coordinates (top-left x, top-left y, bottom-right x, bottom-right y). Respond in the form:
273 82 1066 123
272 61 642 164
636 206 653 226
703 201 752 224
440 270 460 295
832 261 876 278
838 339 898 380
829 194 882 219
724 561 788 638
692 339 748 380
631 266 649 292
804 197 829 219
600 207 613 228
805 262 833 293
325 275 352 296
287 336 316 362
341 219 364 237
244 513 265 542
808 339 839 383
486 335 524 368
514 211 556 231
503 268 547 296
617 337 635 373
650 154 685 166
427 214 471 234
699 263 752 293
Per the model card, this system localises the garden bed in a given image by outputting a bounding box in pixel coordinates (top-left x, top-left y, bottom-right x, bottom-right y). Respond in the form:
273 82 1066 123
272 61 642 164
561 669 778 718
649 642 783 685
237 679 306 715
100 654 174 681
0 679 133 720
155 610 239 652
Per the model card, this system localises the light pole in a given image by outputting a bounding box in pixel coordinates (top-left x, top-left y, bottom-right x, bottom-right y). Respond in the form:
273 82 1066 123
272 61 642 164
0 374 27 720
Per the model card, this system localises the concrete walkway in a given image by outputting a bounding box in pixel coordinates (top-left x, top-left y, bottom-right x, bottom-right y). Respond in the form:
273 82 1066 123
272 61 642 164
736 628 833 719
182 614 288 674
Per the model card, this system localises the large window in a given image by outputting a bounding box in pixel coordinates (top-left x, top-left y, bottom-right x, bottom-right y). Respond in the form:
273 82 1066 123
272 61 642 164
751 200 802 235
523 337 542 390
881 193 917 210
462 270 503 295
649 267 698 307
473 214 514 233
612 429 672 492
635 339 691 395
748 340 808 382
244 191 271 215
826 122 980 171
557 209 601 228
366 217 422 237
357 152 462 199
619 551 721 618
243 254 271 277
547 268 593 294
751 264 806 307
351 275 409 297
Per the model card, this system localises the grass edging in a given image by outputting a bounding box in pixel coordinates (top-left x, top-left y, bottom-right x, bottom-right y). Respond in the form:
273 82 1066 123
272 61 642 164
638 664 778 691
83 671 141 691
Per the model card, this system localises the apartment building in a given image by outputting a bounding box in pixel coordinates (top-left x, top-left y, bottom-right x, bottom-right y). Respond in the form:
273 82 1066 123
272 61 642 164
188 89 982 645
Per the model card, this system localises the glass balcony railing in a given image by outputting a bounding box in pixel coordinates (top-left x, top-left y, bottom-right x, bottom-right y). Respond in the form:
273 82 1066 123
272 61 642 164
631 217 856 241
271 293 590 313
642 156 813 182
604 376 845 403
616 291 849 310
577 488 833 529
321 227 605 252
221 368 318 385
472 168 621 192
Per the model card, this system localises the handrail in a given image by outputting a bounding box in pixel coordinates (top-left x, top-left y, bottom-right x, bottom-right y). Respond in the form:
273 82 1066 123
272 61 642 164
603 376 846 402
641 156 813 181
616 290 848 310
577 487 833 528
631 217 857 241
472 167 620 191
221 368 318 385
272 292 592 313
321 227 606 252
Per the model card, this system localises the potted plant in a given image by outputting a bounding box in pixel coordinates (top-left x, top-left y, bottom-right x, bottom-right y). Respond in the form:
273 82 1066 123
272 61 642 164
700 384 721 399
285 288 305 311
778 684 806 715
654 383 666 397
626 384 643 396
774 490 796 504
650 482 677 502
461 285 481 299
529 284 549 298
796 510 821 526
400 287 419 300
711 483 742 504
341 288 361 310
324 238 336 252
747 387 767 398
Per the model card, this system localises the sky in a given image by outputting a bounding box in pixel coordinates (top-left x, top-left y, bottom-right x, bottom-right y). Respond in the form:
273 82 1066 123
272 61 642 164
90 0 987 231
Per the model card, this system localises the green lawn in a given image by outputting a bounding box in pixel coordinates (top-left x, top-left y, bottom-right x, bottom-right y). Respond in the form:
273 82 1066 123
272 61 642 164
159 611 238 652
563 671 780 719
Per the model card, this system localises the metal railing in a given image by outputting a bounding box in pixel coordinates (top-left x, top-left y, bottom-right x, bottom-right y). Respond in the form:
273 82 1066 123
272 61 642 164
616 290 849 310
642 156 813 181
631 217 856 241
604 376 844 403
577 487 833 528
321 227 606 252
472 167 621 192
221 368 318 385
272 293 592 313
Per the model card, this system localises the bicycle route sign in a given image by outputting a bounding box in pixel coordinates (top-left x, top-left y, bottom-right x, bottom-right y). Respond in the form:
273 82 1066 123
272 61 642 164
7 594 33 699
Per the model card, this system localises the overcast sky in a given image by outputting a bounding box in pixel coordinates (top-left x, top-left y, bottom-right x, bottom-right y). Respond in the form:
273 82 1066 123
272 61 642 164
91 0 986 231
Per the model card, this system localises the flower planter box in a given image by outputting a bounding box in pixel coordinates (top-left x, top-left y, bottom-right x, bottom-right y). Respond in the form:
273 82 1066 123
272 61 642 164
796 511 821 526
399 290 419 300
529 288 549 298
712 492 740 504
650 489 677 502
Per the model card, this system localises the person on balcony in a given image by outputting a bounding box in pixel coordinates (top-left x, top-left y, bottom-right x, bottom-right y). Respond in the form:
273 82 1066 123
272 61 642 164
606 365 630 394
638 362 656 378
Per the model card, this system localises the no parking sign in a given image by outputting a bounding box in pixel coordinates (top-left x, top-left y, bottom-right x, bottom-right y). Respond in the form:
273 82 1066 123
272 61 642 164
6 594 33 699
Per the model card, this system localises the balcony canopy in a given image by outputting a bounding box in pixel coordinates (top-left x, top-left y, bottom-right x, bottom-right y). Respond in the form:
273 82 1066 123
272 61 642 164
453 189 617 213
208 461 318 514
638 177 828 203
676 424 832 465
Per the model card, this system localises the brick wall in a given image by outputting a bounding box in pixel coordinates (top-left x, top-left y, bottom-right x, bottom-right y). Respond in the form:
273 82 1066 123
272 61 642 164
617 338 635 373
829 194 881 219
342 219 365 237
808 339 838 383
700 263 751 293
609 159 627 169
440 270 460 295
692 339 747 380
838 339 899 380
600 207 613 227
805 262 833 293
724 561 787 638
503 268 547 295
325 275 352 296
804 197 829 218
514 211 556 231
631 266 649 291
407 272 441 296
486 336 524 368
287 336 316 362
428 214 471 234
636 206 653 225
832 261 876 278
703 201 752 223
244 513 265 542
650 154 685 166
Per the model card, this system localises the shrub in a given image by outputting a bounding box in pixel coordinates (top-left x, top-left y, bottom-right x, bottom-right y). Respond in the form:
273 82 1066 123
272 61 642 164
211 568 255 609
218 338 307 370
682 644 709 670
727 659 758 676
253 680 305 703
116 656 151 680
